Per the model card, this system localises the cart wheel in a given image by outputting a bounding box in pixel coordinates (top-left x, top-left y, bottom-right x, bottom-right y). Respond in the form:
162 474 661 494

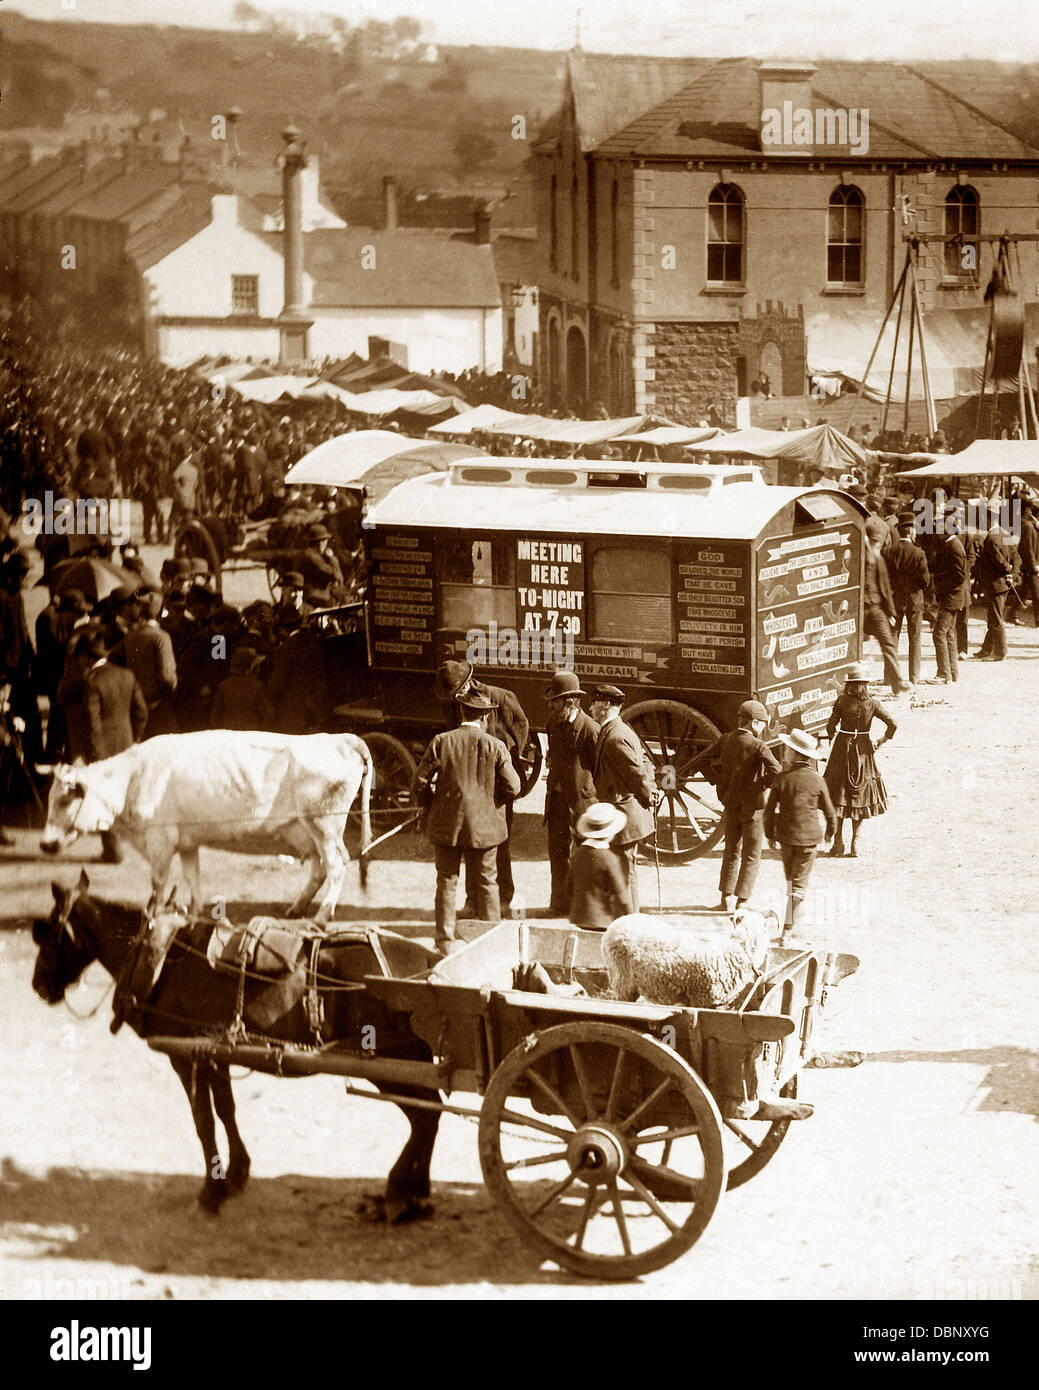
266 561 285 605
349 732 419 852
479 1021 726 1280
514 732 544 800
624 700 724 864
724 1076 798 1190
173 520 222 593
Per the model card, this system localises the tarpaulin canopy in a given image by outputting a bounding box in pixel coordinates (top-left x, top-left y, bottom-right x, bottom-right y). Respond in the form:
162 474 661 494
892 439 1039 478
339 388 446 416
689 423 868 471
284 431 486 500
613 425 723 446
427 404 532 435
229 375 310 403
500 415 649 445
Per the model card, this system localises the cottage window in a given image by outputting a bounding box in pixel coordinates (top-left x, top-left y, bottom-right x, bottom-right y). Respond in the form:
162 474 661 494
827 186 864 284
439 537 517 631
944 186 979 276
707 184 744 285
231 274 259 315
589 545 671 644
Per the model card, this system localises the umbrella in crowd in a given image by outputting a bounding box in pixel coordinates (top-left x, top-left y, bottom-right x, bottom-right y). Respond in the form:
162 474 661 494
44 557 145 602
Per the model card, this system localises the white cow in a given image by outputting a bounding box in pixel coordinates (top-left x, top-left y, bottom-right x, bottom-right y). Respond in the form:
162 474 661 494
40 731 373 923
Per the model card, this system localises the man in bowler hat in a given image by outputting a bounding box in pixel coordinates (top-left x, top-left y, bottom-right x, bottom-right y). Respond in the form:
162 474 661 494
587 684 656 911
543 669 598 915
414 688 521 953
435 659 529 915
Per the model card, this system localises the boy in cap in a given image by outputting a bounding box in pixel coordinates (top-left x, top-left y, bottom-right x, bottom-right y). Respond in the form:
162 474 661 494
695 699 782 912
414 688 522 953
587 684 656 911
569 803 633 931
543 669 598 915
765 728 837 936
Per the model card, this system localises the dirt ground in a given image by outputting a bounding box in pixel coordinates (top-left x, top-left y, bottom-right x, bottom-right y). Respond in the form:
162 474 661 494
2 546 1038 1300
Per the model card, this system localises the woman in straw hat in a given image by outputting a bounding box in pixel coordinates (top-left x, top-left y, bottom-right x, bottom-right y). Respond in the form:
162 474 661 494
765 728 837 936
822 662 897 857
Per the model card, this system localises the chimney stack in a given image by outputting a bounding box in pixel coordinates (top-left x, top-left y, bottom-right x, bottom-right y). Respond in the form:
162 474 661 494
382 175 398 232
474 200 492 245
758 61 817 155
279 123 312 363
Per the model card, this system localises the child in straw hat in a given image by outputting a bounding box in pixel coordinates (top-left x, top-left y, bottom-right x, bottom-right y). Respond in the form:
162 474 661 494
765 728 837 937
569 802 633 931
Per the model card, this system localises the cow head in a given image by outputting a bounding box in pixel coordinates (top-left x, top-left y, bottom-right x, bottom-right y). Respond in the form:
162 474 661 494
39 763 112 853
32 872 98 1004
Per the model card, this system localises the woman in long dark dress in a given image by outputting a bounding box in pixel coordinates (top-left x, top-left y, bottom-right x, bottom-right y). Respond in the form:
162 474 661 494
823 663 897 857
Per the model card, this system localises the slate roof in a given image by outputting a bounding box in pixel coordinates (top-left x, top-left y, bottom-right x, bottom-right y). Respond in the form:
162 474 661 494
258 228 501 309
565 52 714 152
588 56 1039 160
126 185 223 271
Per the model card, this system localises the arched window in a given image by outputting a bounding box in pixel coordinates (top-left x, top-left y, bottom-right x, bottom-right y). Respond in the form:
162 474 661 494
610 178 620 287
944 185 979 276
827 186 864 284
571 173 580 279
549 173 558 271
707 184 743 284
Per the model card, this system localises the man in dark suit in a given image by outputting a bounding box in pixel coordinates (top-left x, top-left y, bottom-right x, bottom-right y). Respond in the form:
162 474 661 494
973 520 1012 661
120 589 179 738
543 670 598 916
931 514 971 683
884 512 930 685
82 631 148 863
863 517 909 695
587 684 656 912
1016 498 1039 627
435 659 529 915
415 688 522 952
696 699 782 911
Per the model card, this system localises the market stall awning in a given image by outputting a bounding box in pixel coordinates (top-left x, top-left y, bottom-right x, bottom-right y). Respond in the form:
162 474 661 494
229 375 310 403
892 439 1039 478
427 404 532 435
284 431 487 500
612 425 722 446
499 415 649 445
689 423 868 471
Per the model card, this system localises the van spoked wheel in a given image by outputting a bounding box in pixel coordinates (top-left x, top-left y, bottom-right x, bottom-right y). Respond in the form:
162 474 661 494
624 700 724 863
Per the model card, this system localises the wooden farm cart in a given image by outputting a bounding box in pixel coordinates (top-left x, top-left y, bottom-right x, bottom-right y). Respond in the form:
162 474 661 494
354 458 868 863
148 918 860 1279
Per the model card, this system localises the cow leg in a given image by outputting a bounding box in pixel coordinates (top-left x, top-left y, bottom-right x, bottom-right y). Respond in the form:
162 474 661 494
209 1066 250 1196
170 1056 228 1213
376 1080 441 1223
179 845 205 917
286 845 325 919
290 819 346 922
146 841 176 915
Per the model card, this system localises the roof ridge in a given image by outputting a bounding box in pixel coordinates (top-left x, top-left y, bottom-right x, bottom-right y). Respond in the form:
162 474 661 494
901 64 1039 157
809 83 940 160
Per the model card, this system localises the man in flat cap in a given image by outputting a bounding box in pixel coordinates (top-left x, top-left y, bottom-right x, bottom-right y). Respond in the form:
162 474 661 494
121 589 179 738
415 687 522 952
543 669 598 915
435 659 529 916
972 517 1013 661
587 685 656 911
884 511 930 686
694 698 782 912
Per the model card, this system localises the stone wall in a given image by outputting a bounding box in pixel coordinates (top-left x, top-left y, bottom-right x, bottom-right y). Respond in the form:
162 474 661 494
646 320 740 425
738 299 806 396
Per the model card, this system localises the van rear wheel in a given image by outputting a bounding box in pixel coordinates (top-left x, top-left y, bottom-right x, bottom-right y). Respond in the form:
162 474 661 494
624 700 724 864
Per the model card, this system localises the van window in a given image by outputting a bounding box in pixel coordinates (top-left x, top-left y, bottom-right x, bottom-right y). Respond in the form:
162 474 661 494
439 537 517 630
589 546 671 643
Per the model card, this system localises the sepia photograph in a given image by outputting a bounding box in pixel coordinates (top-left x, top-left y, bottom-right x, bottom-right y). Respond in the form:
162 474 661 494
0 0 1035 1349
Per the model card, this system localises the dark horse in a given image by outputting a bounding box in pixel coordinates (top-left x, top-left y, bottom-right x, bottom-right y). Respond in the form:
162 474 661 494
32 872 442 1220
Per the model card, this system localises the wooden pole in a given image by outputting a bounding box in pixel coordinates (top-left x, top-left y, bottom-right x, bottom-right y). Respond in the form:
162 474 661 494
910 260 937 436
882 258 908 438
903 269 916 439
846 252 910 437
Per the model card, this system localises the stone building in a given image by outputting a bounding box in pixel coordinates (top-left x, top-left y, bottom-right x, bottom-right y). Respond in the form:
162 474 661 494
533 54 1039 423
